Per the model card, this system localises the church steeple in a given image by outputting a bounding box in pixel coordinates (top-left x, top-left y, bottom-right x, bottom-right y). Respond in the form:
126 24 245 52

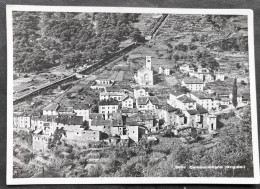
146 56 152 70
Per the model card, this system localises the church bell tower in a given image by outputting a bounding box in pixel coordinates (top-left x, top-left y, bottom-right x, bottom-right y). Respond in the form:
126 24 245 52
146 56 152 70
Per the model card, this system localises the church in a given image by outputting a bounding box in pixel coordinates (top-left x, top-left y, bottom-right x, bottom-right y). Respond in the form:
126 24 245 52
134 56 153 86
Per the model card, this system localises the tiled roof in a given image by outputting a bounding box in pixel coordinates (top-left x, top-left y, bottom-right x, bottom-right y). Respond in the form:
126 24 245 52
191 92 212 99
122 95 133 101
220 98 230 102
121 108 138 114
196 104 208 114
91 119 112 126
137 96 159 105
106 85 121 92
126 114 141 123
242 93 250 100
177 95 196 103
170 90 184 97
183 78 204 84
58 106 73 112
89 113 103 120
38 115 57 122
126 121 139 126
99 99 119 106
166 104 179 112
139 113 153 121
55 115 83 125
73 104 92 110
42 103 60 111
95 75 110 80
120 135 129 140
112 119 123 126
187 109 198 115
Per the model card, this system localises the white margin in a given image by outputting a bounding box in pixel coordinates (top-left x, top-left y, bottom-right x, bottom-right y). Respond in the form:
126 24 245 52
6 5 260 185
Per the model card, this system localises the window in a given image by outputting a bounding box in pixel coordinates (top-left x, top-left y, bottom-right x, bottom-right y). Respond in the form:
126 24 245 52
102 107 105 109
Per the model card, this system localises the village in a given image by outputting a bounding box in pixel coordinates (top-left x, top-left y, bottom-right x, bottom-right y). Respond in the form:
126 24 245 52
14 52 250 152
12 13 251 177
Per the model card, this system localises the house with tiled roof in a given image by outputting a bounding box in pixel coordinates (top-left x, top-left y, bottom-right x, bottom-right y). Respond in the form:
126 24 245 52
89 119 113 135
58 106 74 116
133 87 149 99
100 91 125 102
105 85 122 93
159 66 170 76
136 96 159 111
181 78 205 91
167 91 186 107
42 103 60 116
189 92 220 111
122 95 134 108
175 95 197 110
126 121 146 143
99 99 119 119
13 111 32 129
73 104 92 121
120 108 139 116
111 117 124 136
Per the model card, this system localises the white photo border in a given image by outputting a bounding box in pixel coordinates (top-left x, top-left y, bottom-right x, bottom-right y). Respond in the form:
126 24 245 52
6 5 260 185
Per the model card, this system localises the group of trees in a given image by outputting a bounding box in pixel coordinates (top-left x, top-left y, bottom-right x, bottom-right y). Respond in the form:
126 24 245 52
207 36 248 52
195 50 219 71
13 12 142 73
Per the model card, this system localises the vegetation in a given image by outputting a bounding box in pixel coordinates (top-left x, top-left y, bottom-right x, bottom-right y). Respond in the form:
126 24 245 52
13 12 142 72
232 78 238 108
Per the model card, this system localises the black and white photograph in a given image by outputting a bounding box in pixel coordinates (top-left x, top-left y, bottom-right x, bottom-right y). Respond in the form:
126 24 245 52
6 5 260 184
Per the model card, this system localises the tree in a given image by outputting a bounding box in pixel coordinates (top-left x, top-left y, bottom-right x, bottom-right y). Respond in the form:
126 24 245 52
130 28 143 42
81 120 89 130
208 57 219 71
232 78 238 108
236 63 241 69
173 53 179 62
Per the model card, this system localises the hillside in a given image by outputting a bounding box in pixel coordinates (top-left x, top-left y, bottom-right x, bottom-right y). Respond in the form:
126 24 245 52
13 12 143 73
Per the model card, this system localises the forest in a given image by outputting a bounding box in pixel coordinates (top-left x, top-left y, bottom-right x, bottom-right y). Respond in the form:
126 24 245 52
13 12 142 73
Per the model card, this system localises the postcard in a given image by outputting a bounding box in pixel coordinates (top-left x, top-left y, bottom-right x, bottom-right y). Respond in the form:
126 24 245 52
6 5 260 184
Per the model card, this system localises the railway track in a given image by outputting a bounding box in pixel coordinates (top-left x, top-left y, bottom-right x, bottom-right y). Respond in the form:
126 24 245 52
13 14 169 105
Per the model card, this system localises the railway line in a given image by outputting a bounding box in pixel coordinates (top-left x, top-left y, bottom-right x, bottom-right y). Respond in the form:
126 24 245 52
13 14 169 105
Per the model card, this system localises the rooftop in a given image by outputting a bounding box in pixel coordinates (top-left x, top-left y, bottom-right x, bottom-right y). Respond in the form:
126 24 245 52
55 115 83 125
99 99 119 106
183 78 204 84
91 119 112 126
58 106 74 113
170 90 184 97
121 108 138 114
177 95 196 103
137 96 159 105
73 104 92 110
191 92 212 99
106 85 121 93
187 109 198 115
122 95 133 101
42 103 60 111
196 104 208 114
89 113 103 120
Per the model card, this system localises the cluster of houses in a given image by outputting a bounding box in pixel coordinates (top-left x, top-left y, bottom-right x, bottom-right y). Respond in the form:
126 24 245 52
180 64 225 83
14 55 250 153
